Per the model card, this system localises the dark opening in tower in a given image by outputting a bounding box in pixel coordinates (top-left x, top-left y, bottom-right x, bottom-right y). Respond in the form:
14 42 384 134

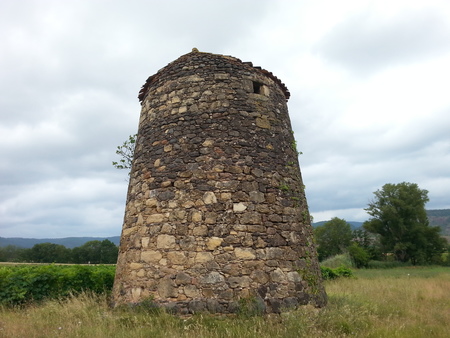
253 81 263 94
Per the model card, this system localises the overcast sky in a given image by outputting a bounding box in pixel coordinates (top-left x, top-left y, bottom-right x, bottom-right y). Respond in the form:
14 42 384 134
1 0 449 238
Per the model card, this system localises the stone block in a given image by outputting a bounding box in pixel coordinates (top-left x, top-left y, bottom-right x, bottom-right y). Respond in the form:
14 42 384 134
175 272 191 285
206 237 223 250
206 299 223 313
141 250 162 263
141 237 150 248
233 202 247 212
201 271 225 284
192 224 208 236
234 247 256 260
195 252 213 263
185 285 201 298
270 268 287 283
130 262 143 270
249 191 265 202
122 226 137 237
228 276 251 288
266 247 284 259
131 287 142 302
287 271 302 282
251 270 269 284
203 191 217 204
158 279 177 298
204 212 217 224
190 210 203 222
240 212 262 224
188 300 206 313
168 251 187 265
156 235 176 249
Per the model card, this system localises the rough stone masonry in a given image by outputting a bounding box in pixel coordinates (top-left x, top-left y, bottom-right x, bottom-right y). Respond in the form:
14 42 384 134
112 49 327 314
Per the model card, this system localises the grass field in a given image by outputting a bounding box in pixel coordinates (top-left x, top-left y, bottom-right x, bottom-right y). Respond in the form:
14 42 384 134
0 266 449 337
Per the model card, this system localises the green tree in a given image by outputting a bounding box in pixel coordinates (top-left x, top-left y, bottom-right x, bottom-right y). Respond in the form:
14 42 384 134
0 245 26 262
99 239 119 264
314 217 353 261
23 243 71 263
352 228 382 260
112 134 136 172
363 182 447 264
71 240 118 264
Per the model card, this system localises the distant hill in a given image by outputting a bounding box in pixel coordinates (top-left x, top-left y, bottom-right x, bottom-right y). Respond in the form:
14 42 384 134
0 236 120 249
312 221 363 229
1 209 448 248
312 209 450 236
427 209 450 236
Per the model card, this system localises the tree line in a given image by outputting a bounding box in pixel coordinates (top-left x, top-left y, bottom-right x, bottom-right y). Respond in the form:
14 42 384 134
3 181 448 267
314 182 449 267
111 136 449 267
0 239 118 264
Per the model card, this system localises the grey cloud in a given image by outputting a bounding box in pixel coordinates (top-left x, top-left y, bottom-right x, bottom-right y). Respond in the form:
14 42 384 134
1 0 449 236
1 177 127 238
0 0 275 238
314 8 450 75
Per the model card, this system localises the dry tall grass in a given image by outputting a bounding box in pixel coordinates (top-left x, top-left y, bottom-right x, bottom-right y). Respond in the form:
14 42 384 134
0 267 449 337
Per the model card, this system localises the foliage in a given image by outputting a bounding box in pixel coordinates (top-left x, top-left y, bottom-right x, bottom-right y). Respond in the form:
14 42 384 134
21 243 71 263
237 296 266 317
347 243 370 268
112 133 136 172
320 266 354 280
2 240 119 264
0 264 115 306
314 217 353 261
320 253 353 269
71 240 118 264
351 228 382 260
364 182 447 264
0 236 120 249
0 246 26 262
129 296 161 314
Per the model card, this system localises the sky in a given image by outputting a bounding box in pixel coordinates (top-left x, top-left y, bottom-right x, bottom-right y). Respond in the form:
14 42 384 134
1 0 449 238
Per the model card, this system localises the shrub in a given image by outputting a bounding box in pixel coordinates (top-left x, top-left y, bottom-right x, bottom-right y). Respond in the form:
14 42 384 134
0 264 115 306
320 253 352 268
321 266 354 280
348 243 370 268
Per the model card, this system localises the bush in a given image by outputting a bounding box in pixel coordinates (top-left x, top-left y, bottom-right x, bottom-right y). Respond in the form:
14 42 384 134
320 253 352 268
321 266 354 280
348 243 370 268
0 264 115 306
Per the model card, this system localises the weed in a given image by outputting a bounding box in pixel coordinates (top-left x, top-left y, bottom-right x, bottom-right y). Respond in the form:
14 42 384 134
132 295 160 314
237 296 265 318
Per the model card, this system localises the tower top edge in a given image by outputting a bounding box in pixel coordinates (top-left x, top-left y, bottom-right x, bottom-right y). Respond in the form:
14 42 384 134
138 49 290 103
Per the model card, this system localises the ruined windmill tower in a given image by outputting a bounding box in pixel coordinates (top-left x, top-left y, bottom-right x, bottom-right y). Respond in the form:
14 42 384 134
112 49 326 314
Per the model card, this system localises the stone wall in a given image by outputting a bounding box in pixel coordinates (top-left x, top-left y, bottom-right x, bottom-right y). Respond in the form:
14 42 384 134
112 50 327 314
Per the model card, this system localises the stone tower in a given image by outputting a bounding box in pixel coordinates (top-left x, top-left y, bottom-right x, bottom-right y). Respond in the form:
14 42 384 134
112 50 326 314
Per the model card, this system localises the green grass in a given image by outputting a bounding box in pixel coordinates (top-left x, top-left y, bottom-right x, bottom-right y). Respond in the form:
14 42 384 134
354 265 448 279
0 266 449 337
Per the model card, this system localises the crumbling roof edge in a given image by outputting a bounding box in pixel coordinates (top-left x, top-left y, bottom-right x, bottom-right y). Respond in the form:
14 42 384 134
138 50 290 103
